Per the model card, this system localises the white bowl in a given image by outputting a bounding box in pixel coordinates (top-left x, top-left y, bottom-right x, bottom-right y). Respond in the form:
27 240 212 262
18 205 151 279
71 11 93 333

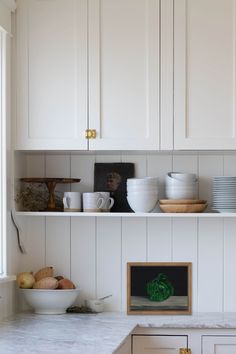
127 189 158 195
168 172 197 182
85 299 104 313
20 288 79 314
127 177 158 186
127 195 158 212
165 175 197 187
127 186 158 192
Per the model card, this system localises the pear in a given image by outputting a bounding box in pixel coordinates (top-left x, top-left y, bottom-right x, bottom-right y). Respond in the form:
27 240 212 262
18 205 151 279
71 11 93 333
17 272 35 289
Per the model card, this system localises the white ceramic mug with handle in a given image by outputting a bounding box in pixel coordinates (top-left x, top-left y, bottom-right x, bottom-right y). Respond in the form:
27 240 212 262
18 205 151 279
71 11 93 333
63 192 81 212
99 192 114 212
83 192 105 212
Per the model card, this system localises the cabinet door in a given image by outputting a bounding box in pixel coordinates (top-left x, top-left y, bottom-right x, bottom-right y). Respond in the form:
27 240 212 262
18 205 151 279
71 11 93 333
132 335 188 354
16 0 87 150
202 336 236 354
88 0 161 150
174 0 236 149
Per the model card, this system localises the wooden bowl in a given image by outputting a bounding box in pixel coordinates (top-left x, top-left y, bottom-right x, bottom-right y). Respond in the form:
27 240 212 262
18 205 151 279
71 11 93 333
159 203 207 213
159 199 207 205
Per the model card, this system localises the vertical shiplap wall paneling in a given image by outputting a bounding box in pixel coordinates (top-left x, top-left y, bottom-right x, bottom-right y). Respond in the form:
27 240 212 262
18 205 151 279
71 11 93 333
95 154 122 163
20 151 236 313
45 217 71 278
198 155 224 311
45 154 71 194
19 217 46 272
17 216 46 311
26 153 45 177
172 218 198 312
121 154 147 177
121 217 147 311
147 218 172 261
222 153 236 311
223 219 236 311
45 154 71 278
198 218 224 312
198 154 224 210
173 153 198 175
71 154 95 192
121 154 147 311
71 217 96 305
96 217 122 311
223 153 236 175
172 154 199 310
147 153 172 199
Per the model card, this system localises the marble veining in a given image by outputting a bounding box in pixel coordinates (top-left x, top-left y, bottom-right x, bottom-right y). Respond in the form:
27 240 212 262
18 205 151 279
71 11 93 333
1 312 236 354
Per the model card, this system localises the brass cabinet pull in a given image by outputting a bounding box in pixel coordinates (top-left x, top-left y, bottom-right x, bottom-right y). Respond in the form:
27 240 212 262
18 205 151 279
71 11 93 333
180 349 191 354
85 129 97 139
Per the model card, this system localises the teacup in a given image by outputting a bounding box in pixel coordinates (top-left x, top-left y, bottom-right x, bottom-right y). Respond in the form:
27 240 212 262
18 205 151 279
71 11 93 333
63 192 81 212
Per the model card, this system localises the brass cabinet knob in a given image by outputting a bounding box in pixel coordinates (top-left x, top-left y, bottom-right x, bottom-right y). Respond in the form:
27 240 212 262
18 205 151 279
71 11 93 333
180 349 191 354
85 129 97 139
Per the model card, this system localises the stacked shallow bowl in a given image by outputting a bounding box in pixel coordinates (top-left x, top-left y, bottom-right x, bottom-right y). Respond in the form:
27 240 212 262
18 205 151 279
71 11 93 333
212 176 236 212
126 177 158 212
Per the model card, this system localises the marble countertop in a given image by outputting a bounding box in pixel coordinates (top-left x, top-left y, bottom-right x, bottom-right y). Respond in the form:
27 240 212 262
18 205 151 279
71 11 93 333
1 312 236 354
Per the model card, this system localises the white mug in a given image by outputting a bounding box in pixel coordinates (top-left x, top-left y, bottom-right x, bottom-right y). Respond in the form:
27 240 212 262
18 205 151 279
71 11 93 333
63 192 81 212
98 192 114 212
83 192 105 212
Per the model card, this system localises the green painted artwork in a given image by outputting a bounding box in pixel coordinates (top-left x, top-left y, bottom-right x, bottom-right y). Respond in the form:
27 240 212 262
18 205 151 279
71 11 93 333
146 273 174 302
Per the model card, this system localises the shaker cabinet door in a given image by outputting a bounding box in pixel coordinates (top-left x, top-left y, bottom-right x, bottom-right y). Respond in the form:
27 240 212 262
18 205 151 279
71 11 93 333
132 335 188 354
202 336 236 354
16 0 87 150
174 0 236 149
88 0 161 150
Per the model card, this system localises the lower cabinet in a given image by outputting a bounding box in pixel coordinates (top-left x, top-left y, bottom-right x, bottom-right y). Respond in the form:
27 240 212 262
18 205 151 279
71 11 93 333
202 336 236 354
132 335 188 354
131 329 236 354
115 335 131 354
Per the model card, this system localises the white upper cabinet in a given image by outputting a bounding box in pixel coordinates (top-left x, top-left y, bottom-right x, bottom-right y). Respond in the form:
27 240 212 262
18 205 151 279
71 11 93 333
174 0 236 150
88 0 160 150
16 0 88 150
15 0 173 151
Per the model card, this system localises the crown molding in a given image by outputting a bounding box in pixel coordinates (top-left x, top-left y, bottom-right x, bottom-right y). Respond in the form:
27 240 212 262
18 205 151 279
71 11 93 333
0 0 16 12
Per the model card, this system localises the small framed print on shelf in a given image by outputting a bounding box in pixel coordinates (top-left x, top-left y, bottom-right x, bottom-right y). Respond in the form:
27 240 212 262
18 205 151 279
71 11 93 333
127 262 192 315
94 162 134 212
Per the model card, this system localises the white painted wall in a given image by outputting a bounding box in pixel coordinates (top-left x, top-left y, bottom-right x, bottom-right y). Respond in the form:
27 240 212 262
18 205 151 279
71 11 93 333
0 0 17 320
15 151 236 313
0 280 15 320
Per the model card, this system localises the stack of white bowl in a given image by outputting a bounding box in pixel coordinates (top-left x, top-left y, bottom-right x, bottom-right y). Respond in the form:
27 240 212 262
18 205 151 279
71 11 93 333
126 177 158 212
165 172 198 199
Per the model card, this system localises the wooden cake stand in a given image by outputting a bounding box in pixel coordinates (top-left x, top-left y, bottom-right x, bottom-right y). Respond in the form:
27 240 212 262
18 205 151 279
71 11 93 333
20 178 81 211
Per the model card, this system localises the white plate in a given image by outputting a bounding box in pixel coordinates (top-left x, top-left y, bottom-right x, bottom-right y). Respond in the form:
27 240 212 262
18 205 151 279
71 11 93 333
212 208 236 213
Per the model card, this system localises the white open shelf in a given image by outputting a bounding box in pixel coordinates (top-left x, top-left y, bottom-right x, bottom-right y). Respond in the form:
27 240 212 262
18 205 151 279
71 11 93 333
15 211 236 217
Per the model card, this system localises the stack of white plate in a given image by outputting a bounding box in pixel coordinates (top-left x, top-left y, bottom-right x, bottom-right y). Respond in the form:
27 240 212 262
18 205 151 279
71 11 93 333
126 177 158 212
212 176 236 212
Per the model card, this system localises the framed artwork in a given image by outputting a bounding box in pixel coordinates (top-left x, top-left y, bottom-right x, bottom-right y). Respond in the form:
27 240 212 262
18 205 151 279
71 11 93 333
127 262 192 315
94 162 135 212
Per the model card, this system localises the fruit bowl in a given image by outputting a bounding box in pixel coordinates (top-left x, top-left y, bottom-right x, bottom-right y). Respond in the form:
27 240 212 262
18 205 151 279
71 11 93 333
20 288 79 314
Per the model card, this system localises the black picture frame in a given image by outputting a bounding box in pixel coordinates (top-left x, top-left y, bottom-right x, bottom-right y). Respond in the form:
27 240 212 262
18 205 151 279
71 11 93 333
127 262 192 315
94 163 135 212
